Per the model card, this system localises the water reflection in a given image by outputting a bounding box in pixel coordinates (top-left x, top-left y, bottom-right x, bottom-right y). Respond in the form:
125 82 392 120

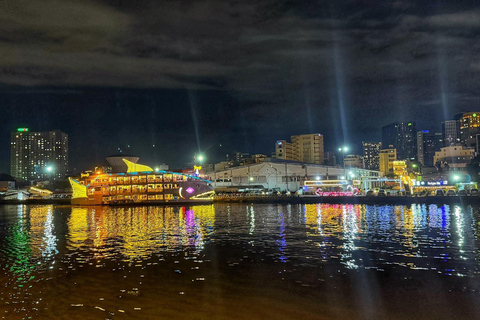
67 205 215 261
1 203 480 319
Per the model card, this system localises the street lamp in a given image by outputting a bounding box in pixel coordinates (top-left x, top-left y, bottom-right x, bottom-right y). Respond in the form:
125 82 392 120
196 154 205 163
45 165 54 184
194 154 205 177
338 146 349 176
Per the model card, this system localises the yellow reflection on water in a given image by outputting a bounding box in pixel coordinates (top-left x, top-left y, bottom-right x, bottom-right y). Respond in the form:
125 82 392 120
66 205 216 261
29 205 57 259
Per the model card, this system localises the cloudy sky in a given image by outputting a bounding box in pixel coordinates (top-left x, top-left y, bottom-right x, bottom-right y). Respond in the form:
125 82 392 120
1 0 480 172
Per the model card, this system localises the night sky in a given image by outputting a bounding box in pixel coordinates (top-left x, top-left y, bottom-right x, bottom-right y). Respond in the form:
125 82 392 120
1 0 480 173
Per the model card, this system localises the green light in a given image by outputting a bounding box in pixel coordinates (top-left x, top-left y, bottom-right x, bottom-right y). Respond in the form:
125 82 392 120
474 113 477 117
17 128 29 132
408 123 412 126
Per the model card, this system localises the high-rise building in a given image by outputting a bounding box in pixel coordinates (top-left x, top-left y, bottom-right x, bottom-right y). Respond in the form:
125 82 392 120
417 130 443 167
10 128 68 181
381 122 417 160
362 141 381 170
442 120 460 146
454 112 480 149
379 148 397 175
275 140 293 161
275 134 324 165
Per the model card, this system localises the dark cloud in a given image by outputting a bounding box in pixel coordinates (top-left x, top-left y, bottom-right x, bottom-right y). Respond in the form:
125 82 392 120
1 0 480 172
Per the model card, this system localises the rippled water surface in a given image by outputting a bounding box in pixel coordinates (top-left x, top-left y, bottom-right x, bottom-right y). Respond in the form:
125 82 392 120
1 203 480 319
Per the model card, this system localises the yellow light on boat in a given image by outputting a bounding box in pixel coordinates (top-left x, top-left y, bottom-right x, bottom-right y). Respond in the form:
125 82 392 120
123 159 153 173
69 178 88 199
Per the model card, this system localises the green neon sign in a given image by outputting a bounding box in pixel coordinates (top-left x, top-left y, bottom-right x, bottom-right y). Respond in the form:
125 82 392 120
17 128 29 132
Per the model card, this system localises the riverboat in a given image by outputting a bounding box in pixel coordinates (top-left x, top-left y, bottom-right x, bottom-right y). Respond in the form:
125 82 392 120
69 159 214 205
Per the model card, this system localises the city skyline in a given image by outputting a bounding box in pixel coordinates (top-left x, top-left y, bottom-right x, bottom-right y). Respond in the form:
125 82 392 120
1 1 480 172
2 110 476 176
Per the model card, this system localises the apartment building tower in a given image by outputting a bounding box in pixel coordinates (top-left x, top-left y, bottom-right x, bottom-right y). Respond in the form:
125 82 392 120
10 128 68 181
275 133 324 165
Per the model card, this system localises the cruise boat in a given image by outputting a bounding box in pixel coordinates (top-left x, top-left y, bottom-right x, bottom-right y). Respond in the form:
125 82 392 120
69 159 214 205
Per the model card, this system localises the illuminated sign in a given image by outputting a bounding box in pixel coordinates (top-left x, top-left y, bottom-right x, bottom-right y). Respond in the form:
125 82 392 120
193 165 202 171
425 180 448 186
17 128 29 132
316 192 355 197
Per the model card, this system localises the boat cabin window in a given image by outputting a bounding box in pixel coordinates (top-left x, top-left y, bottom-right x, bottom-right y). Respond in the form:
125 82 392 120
173 175 184 182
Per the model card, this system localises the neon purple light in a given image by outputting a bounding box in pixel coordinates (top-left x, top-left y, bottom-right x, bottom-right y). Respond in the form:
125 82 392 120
186 187 194 194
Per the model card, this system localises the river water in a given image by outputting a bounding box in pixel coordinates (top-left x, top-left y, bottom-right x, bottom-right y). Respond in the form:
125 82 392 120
1 203 480 319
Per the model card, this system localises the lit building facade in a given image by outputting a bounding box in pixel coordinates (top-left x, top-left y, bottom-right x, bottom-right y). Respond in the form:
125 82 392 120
382 122 416 160
433 145 474 170
362 141 381 170
276 134 324 165
275 140 293 161
379 148 397 175
211 160 382 192
392 161 407 178
454 112 480 150
10 128 68 181
344 154 364 168
417 130 443 167
442 120 460 147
